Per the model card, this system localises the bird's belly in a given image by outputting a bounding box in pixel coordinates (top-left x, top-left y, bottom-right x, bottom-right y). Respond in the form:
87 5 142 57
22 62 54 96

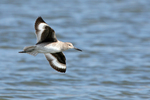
36 45 60 53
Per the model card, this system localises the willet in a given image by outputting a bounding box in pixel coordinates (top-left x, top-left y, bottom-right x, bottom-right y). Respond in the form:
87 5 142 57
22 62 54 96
19 17 82 73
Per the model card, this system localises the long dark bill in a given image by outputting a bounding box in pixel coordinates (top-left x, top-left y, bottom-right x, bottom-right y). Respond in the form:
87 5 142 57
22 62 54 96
74 47 82 51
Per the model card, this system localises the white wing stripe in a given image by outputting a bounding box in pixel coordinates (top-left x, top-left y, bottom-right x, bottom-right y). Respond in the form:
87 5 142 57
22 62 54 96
38 23 48 30
45 53 66 69
36 23 48 42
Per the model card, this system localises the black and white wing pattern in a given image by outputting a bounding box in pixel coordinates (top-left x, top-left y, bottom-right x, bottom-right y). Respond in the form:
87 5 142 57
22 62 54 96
35 17 57 44
45 52 66 73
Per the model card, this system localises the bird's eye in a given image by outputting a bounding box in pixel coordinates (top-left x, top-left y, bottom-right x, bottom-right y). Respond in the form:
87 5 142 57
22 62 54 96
68 44 71 46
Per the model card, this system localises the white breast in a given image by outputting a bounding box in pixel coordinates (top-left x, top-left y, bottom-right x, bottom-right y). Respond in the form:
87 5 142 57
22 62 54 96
36 43 61 53
45 44 61 53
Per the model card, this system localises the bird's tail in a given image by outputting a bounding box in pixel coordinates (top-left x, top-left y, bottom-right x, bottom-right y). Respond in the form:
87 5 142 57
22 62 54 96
19 46 38 56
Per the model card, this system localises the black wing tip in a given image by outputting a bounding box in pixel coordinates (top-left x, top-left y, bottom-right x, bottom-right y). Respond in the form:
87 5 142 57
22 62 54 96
59 68 66 73
35 16 46 30
36 16 45 23
56 69 66 73
38 16 42 19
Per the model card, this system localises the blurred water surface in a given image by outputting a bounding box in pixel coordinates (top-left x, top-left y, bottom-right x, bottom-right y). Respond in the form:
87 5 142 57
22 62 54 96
0 0 150 100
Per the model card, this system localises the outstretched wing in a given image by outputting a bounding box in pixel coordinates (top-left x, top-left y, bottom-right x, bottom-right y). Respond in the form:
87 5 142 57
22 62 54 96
35 17 57 44
44 52 66 73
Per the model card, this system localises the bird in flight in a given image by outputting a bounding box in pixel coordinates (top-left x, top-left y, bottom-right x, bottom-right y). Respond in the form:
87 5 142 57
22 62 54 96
19 17 82 73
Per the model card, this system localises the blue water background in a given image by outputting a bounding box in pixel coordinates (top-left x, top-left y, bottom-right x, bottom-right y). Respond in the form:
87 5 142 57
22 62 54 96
0 0 150 100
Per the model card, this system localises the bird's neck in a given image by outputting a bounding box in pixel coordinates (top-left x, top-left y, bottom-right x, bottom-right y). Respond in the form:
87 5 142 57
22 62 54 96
60 42 69 51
